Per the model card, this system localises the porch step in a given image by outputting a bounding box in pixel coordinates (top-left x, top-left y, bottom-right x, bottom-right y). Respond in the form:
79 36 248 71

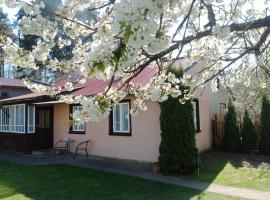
32 149 55 159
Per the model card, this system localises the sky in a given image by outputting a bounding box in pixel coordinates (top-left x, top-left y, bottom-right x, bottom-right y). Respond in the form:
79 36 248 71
1 4 19 21
1 0 268 21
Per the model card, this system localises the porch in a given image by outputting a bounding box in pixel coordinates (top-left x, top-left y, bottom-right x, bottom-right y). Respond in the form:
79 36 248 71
0 103 54 153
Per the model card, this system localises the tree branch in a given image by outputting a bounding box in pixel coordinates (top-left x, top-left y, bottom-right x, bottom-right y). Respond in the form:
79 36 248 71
88 0 116 12
201 0 216 28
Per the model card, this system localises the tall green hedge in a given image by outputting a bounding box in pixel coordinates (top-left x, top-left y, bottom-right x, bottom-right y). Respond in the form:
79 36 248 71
222 99 240 152
260 95 270 155
240 110 257 153
159 68 198 175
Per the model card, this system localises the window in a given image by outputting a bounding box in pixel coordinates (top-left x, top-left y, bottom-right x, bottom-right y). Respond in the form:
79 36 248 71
109 100 131 136
192 99 200 133
0 104 25 133
216 78 220 89
39 110 50 128
0 106 10 132
28 105 35 133
70 105 85 133
1 92 9 99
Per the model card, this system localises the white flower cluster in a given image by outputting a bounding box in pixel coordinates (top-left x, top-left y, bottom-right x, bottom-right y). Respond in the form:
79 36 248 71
23 80 61 96
4 40 37 69
128 71 192 115
2 0 269 119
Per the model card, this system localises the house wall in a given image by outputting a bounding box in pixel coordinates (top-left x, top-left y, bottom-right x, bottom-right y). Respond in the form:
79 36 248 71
184 60 213 152
54 94 213 162
210 88 228 118
54 101 161 162
194 86 212 152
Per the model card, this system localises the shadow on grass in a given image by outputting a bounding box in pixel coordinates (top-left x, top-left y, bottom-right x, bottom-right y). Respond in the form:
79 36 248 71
187 151 270 192
2 151 266 199
0 160 237 200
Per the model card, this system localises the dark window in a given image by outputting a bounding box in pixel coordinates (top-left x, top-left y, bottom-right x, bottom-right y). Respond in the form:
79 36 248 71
192 99 201 133
39 110 50 128
1 92 8 98
216 78 220 89
69 105 85 134
109 99 131 136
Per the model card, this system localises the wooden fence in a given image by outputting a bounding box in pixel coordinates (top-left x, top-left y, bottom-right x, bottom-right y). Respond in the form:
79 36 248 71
213 113 261 147
213 113 225 146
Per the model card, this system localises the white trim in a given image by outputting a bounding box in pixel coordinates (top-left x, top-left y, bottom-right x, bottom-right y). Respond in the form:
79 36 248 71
28 105 35 133
33 100 64 105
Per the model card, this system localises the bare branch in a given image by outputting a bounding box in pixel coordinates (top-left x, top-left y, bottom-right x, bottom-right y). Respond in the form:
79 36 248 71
201 0 216 28
88 0 116 12
172 0 196 40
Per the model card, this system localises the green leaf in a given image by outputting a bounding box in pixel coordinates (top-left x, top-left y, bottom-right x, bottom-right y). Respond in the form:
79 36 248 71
155 30 165 39
120 20 132 43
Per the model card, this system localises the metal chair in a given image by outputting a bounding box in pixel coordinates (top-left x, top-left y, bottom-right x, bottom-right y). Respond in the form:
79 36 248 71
74 140 90 159
55 138 71 155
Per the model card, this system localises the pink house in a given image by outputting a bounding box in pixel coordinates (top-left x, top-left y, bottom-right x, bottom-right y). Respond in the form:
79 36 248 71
0 61 225 162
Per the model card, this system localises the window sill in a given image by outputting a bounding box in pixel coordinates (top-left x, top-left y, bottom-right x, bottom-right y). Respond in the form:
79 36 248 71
0 132 26 134
109 132 132 136
69 131 85 135
195 130 202 134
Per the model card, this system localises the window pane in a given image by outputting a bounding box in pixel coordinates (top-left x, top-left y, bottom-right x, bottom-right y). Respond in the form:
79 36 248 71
72 106 85 132
192 101 200 132
113 102 130 133
1 104 26 133
44 110 50 128
39 110 50 129
113 105 121 132
28 106 35 133
122 104 129 132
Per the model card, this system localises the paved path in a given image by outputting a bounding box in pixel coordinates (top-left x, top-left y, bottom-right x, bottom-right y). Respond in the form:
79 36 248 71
1 152 270 200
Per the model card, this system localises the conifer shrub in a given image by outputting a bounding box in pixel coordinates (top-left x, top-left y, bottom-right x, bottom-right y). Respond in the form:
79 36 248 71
159 67 198 175
240 110 257 153
260 95 270 155
222 99 240 152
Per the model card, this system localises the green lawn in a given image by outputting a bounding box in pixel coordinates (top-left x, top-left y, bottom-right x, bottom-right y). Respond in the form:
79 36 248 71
190 152 270 192
0 161 244 200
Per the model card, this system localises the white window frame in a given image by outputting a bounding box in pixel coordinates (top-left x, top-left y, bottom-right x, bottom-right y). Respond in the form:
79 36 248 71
192 99 200 133
28 105 35 133
72 106 85 132
112 102 130 133
0 104 25 134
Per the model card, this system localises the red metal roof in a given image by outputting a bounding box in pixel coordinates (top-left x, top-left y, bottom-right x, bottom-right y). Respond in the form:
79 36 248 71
0 93 45 103
70 66 158 96
0 78 28 88
0 59 198 103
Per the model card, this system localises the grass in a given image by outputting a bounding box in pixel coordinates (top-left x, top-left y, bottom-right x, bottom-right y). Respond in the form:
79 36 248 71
0 161 245 200
189 152 270 192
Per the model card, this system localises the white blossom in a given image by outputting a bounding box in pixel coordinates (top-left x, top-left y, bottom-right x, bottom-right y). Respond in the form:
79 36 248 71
1 0 269 121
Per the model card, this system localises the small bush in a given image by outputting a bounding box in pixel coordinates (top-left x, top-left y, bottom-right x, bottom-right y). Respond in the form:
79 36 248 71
222 99 240 152
240 110 257 153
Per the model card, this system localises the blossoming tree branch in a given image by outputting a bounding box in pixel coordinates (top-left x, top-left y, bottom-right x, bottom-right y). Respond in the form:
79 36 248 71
1 0 270 121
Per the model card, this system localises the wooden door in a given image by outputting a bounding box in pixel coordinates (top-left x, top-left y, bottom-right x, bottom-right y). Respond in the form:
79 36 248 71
35 106 53 149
